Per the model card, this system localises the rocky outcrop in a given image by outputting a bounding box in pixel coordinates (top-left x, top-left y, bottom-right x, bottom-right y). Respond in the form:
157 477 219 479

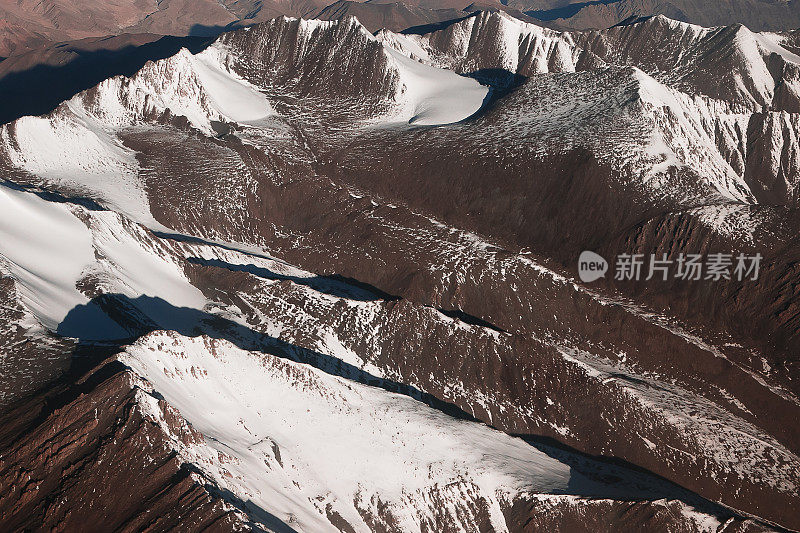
0 362 245 531
379 12 800 205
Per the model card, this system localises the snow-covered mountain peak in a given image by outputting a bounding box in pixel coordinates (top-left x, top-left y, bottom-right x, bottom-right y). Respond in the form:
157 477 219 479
1 8 800 531
118 329 737 532
0 40 278 223
629 13 711 35
379 11 577 77
214 15 488 125
66 45 274 132
0 15 493 226
470 9 567 41
460 63 755 203
118 330 559 531
379 11 800 113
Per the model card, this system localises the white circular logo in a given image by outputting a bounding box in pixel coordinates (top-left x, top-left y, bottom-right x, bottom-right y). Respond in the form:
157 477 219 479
578 251 608 282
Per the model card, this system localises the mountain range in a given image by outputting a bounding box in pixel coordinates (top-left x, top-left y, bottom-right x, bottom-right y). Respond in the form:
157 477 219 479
0 5 799 533
5 0 800 56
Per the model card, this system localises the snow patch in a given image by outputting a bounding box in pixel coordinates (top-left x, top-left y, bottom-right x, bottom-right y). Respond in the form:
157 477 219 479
384 47 488 126
0 110 148 222
191 46 274 124
0 185 205 338
0 185 102 331
754 32 800 64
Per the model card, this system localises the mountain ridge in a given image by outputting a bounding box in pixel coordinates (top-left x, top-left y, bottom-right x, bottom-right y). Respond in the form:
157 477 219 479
0 11 799 532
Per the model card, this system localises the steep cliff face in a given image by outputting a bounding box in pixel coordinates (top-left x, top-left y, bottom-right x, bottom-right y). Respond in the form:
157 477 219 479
378 10 578 76
313 0 467 33
745 110 800 203
209 16 489 125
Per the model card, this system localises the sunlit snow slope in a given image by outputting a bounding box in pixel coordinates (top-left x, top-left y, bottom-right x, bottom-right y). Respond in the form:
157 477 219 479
0 183 205 338
121 331 731 533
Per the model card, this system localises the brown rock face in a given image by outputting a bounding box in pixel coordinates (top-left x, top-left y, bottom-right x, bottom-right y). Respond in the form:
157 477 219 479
0 274 76 408
217 16 401 104
0 0 234 57
314 1 466 32
0 362 243 532
503 497 775 533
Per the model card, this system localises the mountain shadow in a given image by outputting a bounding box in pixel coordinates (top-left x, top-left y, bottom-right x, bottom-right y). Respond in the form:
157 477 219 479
182 464 299 533
186 256 506 331
401 13 475 35
465 68 526 94
188 23 244 36
186 256 400 301
57 293 471 421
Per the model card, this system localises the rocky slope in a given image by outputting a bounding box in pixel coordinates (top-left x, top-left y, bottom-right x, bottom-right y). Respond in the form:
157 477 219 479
378 11 800 203
314 0 465 31
0 359 246 532
0 0 243 56
0 180 770 532
0 12 798 532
